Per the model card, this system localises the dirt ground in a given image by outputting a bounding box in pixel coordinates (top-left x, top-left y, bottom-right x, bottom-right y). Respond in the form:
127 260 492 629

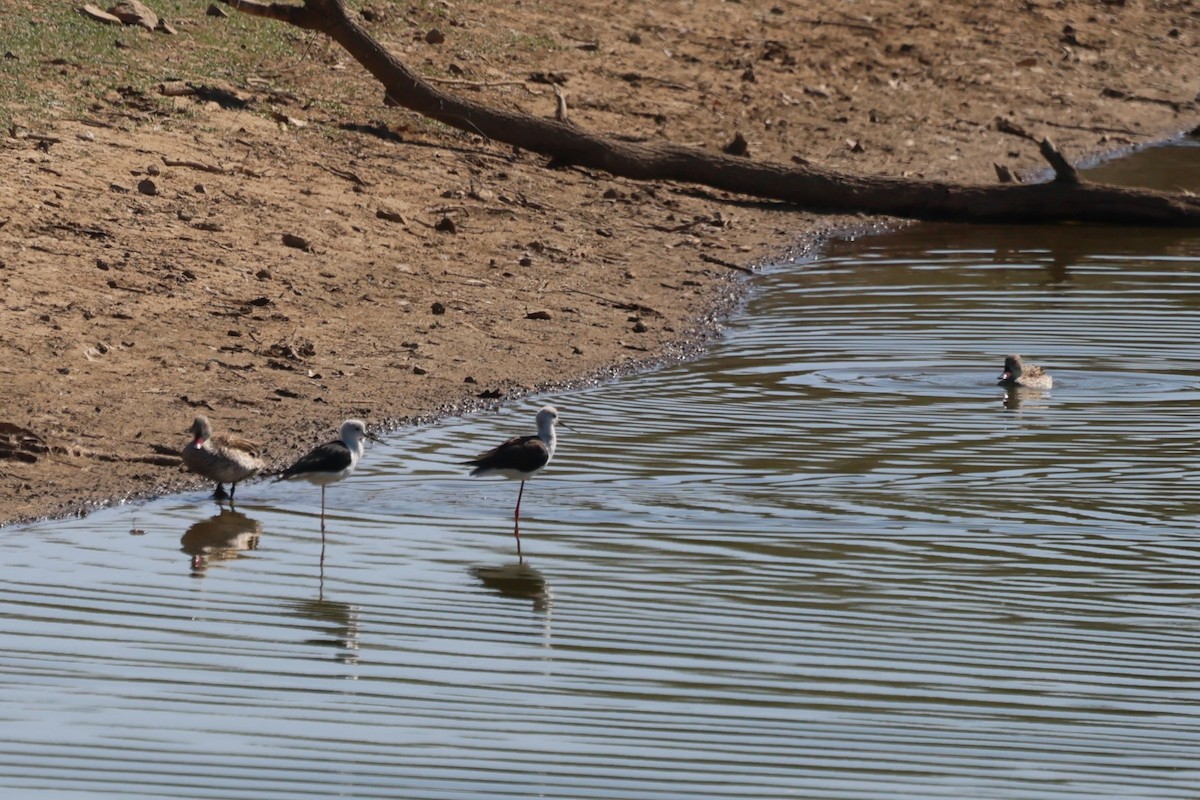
1 0 1197 525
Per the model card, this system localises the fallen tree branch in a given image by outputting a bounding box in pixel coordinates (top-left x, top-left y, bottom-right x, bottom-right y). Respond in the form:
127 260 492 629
1101 87 1195 114
317 163 370 185
427 75 530 89
221 0 1200 227
163 157 228 173
994 117 1079 184
699 252 756 275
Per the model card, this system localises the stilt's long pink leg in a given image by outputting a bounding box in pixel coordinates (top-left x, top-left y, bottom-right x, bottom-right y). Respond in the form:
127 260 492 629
513 481 526 559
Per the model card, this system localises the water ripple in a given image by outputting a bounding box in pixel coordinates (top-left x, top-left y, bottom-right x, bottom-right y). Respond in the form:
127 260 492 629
1 147 1200 798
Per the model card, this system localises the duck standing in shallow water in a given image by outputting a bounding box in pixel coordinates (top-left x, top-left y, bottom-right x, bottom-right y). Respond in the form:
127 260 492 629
998 354 1052 390
181 416 266 501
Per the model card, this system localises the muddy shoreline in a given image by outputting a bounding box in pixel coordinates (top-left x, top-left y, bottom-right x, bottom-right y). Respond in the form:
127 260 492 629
2 0 1198 526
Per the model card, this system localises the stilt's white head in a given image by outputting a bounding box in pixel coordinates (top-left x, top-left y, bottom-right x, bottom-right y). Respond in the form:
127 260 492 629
535 406 559 453
339 419 380 455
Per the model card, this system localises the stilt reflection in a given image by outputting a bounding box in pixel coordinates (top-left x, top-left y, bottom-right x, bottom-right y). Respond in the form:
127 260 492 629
471 561 552 614
286 594 361 664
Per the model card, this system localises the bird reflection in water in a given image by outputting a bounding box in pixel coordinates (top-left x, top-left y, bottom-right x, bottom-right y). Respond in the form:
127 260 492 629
286 595 361 664
471 561 552 614
1002 385 1048 411
180 506 263 575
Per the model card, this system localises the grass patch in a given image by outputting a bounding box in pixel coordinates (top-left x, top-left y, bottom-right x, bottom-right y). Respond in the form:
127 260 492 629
0 1 301 128
0 1 572 132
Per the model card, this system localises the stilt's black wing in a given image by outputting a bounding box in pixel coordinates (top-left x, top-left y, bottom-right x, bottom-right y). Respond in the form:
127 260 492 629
280 440 352 479
464 434 549 476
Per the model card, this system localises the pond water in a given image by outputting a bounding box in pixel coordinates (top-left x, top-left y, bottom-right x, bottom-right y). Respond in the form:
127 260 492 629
2 140 1199 799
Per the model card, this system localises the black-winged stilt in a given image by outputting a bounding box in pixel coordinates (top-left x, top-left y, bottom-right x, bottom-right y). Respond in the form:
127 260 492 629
181 415 265 501
277 419 381 535
464 405 561 559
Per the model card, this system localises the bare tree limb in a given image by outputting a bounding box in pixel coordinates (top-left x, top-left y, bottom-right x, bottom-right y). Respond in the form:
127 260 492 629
995 117 1079 184
219 0 1200 227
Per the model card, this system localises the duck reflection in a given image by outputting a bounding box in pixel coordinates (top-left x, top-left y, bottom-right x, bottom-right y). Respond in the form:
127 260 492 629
180 506 263 575
1002 385 1048 411
286 595 361 664
471 561 552 613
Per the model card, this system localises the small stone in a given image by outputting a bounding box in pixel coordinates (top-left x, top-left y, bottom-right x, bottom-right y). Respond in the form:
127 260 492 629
434 216 457 234
425 28 445 44
79 4 123 26
108 0 158 30
633 319 648 333
136 178 157 196
526 310 552 320
431 301 446 315
413 365 428 375
281 232 312 251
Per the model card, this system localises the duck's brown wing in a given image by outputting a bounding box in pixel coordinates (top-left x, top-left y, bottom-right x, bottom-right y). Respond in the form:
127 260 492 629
212 432 264 458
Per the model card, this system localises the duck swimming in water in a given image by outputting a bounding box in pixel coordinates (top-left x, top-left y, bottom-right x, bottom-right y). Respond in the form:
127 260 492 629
997 354 1052 390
